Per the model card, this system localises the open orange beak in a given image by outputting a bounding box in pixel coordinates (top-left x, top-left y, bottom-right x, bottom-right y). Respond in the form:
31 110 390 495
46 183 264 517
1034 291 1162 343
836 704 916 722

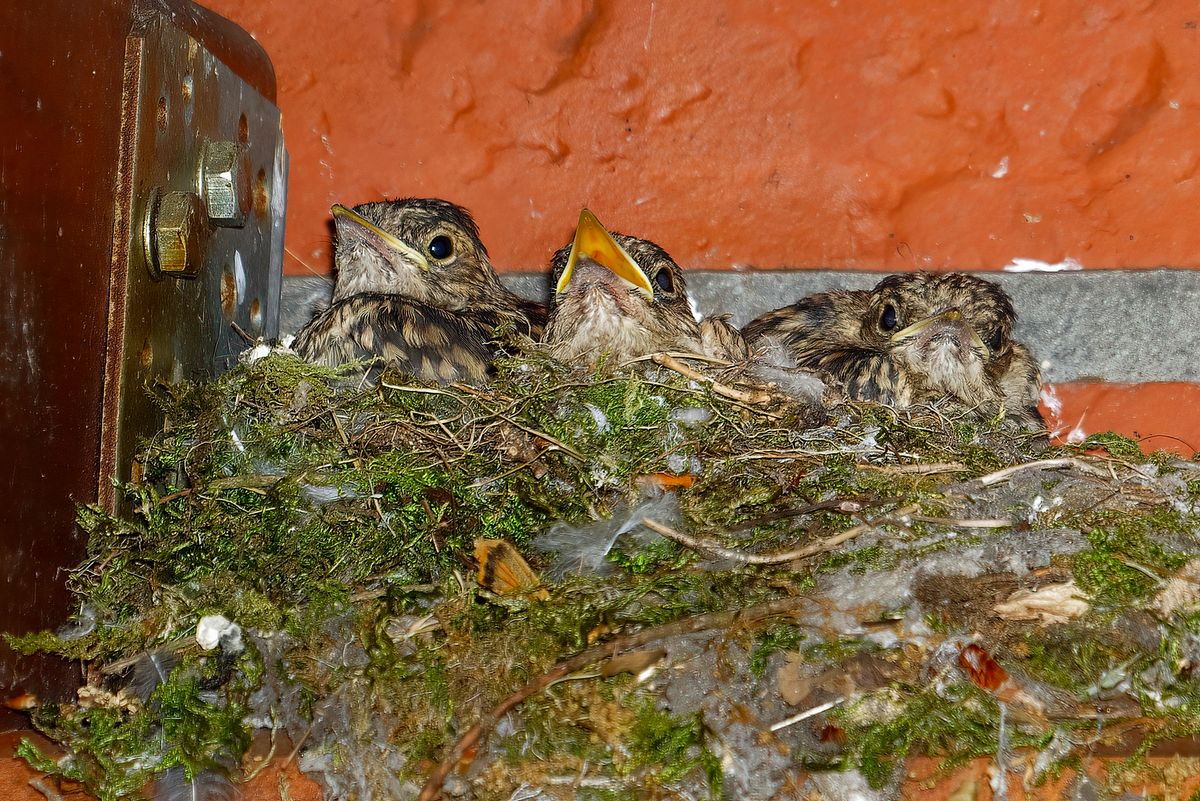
555 209 653 299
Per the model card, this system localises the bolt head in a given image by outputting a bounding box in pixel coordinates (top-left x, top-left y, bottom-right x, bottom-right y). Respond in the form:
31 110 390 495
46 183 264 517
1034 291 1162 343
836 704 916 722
153 191 209 276
202 140 251 226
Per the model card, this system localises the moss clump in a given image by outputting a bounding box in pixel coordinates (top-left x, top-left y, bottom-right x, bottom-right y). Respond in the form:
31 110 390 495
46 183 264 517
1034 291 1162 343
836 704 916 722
1078 432 1146 461
833 684 1049 788
625 698 722 795
749 623 806 678
1073 508 1195 610
19 662 249 801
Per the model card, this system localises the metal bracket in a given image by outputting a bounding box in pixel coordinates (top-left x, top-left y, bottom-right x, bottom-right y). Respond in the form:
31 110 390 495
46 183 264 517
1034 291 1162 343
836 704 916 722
100 16 287 508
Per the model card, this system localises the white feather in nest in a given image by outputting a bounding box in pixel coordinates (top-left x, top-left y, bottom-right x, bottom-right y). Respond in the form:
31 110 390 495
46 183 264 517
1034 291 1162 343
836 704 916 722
151 766 237 801
533 491 679 580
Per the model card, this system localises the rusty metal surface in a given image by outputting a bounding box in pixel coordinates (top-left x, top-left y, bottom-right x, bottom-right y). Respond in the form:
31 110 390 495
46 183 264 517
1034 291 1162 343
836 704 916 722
0 0 284 704
99 15 286 509
145 0 277 103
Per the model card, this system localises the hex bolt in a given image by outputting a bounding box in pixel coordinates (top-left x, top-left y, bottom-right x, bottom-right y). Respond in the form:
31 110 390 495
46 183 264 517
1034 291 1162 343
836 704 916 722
201 140 251 226
149 190 209 277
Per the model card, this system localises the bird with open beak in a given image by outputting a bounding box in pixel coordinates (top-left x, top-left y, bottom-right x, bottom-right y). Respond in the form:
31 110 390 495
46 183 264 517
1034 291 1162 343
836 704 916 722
543 209 747 367
742 272 1044 429
293 198 545 383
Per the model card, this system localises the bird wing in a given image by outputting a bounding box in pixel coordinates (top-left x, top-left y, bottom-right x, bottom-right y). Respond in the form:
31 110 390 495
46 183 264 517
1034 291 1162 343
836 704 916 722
699 315 751 361
995 342 1045 429
293 294 495 385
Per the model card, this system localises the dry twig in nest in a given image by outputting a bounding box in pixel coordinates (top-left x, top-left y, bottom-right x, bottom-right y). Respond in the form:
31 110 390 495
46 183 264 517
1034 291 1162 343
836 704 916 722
650 352 775 407
641 502 921 565
973 458 1104 486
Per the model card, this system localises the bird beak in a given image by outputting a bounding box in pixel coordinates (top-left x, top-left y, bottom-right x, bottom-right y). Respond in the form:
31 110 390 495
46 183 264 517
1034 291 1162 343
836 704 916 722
889 308 990 358
556 209 654 299
331 204 430 272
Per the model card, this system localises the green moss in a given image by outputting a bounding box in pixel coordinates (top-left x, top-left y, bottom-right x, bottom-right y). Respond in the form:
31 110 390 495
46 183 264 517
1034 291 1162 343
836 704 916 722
834 684 1049 788
1078 432 1145 460
23 663 248 801
749 624 806 678
1017 627 1138 694
626 698 721 795
1072 508 1195 610
16 349 1172 797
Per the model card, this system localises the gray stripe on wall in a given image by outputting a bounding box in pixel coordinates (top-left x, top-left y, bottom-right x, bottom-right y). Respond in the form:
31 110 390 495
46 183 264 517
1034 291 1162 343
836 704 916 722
281 269 1200 384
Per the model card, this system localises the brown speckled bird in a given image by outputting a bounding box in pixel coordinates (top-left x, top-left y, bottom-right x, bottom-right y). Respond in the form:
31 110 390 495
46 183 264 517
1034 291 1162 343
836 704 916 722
743 272 1044 428
543 210 747 367
293 198 545 384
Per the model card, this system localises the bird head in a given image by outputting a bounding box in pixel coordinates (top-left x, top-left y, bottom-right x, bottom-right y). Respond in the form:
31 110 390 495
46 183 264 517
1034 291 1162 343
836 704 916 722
330 198 505 310
864 272 1014 399
545 209 702 366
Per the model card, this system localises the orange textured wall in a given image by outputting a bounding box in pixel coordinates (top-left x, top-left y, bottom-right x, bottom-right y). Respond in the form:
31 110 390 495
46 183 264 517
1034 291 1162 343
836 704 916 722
202 0 1200 276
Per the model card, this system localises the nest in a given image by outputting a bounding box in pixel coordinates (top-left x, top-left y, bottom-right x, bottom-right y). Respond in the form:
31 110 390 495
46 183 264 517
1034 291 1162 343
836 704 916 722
9 347 1200 801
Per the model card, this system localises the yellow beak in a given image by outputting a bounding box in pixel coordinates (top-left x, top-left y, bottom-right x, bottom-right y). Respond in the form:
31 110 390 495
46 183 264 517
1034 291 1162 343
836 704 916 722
889 308 990 358
331 203 429 272
556 209 654 299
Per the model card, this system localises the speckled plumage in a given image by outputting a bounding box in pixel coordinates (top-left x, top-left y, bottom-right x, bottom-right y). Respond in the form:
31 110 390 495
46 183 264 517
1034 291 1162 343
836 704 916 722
743 272 1044 428
294 198 545 384
544 233 747 366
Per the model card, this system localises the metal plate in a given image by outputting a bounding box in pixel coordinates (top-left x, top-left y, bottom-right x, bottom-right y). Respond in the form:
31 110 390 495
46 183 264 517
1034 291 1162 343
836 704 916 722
99 17 287 507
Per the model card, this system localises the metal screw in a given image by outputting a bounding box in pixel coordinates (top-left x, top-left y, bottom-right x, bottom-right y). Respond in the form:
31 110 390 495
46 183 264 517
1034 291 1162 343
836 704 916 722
149 190 209 277
201 140 251 226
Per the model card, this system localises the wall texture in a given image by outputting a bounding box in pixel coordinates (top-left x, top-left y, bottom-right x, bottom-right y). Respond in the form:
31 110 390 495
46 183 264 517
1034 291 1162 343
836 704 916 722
203 0 1200 275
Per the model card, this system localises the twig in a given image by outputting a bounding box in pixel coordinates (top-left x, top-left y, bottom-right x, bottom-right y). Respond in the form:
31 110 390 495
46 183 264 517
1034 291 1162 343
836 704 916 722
229 320 254 345
858 462 968 476
642 503 919 565
469 453 551 488
242 728 279 782
417 595 813 801
973 458 1097 486
624 350 734 367
769 697 845 732
910 515 1013 529
651 353 774 406
379 381 466 398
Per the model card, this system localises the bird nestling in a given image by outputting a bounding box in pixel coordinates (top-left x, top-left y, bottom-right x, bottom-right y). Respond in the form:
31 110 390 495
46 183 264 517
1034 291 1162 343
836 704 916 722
543 209 747 367
742 272 1044 429
293 198 545 383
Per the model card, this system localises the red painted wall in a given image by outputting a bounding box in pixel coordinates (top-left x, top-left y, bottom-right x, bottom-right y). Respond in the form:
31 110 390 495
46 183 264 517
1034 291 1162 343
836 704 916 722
202 0 1200 276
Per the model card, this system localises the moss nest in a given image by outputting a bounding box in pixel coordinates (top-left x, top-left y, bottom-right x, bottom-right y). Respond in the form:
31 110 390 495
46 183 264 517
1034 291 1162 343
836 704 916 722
9 349 1200 800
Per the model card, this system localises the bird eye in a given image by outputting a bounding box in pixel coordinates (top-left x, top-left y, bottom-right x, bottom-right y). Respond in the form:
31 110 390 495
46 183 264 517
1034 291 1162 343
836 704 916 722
653 268 675 293
879 303 898 332
987 329 1004 352
428 235 454 260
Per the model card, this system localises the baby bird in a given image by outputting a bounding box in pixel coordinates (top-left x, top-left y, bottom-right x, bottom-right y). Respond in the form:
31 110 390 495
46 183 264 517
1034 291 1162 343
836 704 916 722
543 210 747 367
294 199 545 383
742 272 1044 428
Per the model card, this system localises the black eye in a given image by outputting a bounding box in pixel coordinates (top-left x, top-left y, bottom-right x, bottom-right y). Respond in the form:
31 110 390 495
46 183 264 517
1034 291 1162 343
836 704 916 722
880 303 898 332
653 268 675 293
987 329 1004 352
428 235 453 260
